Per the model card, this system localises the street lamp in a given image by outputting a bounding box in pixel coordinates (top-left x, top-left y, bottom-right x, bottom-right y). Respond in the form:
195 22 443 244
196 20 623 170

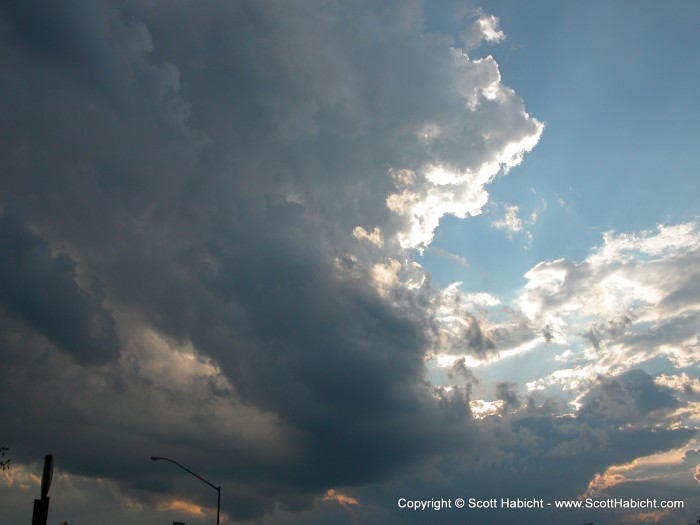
150 456 221 525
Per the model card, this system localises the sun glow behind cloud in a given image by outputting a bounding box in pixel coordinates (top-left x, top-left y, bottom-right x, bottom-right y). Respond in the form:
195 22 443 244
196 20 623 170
583 441 700 499
324 489 360 507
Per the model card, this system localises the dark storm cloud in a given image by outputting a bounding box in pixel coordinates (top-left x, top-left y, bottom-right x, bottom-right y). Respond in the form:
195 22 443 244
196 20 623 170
0 199 118 363
493 383 685 478
579 369 682 425
0 1 493 520
334 371 693 525
199 202 477 489
495 381 521 410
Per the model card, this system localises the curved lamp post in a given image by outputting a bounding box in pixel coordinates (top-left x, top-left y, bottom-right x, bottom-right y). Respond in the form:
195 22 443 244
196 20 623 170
151 456 220 525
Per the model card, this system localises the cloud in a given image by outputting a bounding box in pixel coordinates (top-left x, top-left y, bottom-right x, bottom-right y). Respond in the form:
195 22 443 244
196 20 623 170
1 1 528 521
341 216 700 523
489 197 543 245
323 489 359 507
426 246 469 267
516 222 700 377
0 200 119 363
578 370 682 426
334 380 694 525
1 2 695 524
352 225 383 247
656 374 700 401
385 100 543 249
429 283 498 357
495 381 522 410
459 9 506 51
491 203 524 237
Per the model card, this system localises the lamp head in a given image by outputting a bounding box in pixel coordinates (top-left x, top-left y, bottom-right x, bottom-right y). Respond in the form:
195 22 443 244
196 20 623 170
150 456 161 461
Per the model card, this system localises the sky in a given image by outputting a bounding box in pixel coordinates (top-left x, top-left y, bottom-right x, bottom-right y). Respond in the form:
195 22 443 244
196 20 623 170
1 1 699 524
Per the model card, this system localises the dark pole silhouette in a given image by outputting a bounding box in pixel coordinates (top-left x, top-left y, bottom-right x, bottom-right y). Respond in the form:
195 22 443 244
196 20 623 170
31 454 53 525
150 456 220 525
